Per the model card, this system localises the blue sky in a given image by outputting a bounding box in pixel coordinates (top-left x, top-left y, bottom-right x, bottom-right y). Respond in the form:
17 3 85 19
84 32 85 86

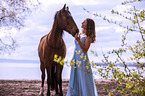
0 0 145 63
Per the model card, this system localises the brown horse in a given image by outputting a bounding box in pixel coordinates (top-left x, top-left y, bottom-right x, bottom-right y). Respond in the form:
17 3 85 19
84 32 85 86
38 4 79 96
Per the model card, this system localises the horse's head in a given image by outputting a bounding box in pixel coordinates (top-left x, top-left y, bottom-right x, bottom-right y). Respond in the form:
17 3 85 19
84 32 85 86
55 4 79 37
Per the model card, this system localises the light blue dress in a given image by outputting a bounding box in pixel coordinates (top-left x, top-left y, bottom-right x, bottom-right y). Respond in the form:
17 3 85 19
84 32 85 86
66 37 98 96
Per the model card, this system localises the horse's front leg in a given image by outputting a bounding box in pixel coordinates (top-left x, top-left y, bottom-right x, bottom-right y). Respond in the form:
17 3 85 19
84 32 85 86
57 65 63 96
46 66 51 96
59 73 63 96
51 66 55 90
39 61 45 95
53 63 59 95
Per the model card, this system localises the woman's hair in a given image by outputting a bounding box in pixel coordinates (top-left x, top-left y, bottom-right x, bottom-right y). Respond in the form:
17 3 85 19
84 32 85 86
86 18 96 43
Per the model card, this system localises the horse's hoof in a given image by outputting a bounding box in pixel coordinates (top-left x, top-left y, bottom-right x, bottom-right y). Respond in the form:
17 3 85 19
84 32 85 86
51 87 55 91
47 92 51 96
39 93 44 96
55 92 63 96
39 87 44 95
55 93 60 96
59 93 63 96
39 92 44 96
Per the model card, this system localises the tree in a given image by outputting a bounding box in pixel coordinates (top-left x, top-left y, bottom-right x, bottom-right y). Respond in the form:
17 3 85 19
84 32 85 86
54 0 145 95
84 0 145 95
0 0 40 54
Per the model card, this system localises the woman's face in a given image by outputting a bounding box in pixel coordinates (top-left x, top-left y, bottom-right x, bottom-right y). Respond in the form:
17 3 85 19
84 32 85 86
81 19 87 29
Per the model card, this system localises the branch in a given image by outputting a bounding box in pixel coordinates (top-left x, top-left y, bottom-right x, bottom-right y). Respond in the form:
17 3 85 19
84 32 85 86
83 8 145 33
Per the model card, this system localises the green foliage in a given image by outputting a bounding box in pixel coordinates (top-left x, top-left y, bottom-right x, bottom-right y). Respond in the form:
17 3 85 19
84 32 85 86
0 0 40 54
54 50 95 74
54 54 68 66
0 0 40 29
0 37 18 54
84 0 145 95
121 0 143 5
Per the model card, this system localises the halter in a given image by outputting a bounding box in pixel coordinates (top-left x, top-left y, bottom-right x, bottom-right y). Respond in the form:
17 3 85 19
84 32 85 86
46 34 64 50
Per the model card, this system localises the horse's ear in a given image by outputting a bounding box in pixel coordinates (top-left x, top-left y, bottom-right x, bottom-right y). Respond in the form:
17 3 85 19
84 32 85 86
62 4 66 11
67 6 69 11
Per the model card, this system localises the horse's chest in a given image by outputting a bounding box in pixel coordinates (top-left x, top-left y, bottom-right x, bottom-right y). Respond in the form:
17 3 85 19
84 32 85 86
44 45 66 58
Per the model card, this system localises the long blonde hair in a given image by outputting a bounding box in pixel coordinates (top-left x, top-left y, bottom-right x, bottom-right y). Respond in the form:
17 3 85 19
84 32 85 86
86 18 96 43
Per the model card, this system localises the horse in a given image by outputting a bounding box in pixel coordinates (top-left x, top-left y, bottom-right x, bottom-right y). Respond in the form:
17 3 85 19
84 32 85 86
38 4 79 96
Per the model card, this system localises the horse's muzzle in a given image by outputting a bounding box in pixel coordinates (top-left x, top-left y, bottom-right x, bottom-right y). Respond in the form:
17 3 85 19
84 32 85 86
72 29 79 37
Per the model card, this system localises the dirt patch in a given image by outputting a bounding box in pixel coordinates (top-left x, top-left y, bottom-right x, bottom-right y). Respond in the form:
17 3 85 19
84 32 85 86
0 79 119 96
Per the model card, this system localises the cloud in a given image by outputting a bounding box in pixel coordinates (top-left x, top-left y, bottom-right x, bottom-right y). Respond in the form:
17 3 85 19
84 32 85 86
1 0 144 62
40 0 102 6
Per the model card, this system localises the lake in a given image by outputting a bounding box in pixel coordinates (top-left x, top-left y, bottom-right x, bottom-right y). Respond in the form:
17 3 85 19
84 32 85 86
0 62 144 80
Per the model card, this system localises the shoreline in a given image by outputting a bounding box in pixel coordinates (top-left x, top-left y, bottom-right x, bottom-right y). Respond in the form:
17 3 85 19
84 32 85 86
0 79 112 81
0 79 114 83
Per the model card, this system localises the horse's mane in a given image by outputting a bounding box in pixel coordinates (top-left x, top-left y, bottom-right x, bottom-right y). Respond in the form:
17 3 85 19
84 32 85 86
51 10 64 36
40 10 64 42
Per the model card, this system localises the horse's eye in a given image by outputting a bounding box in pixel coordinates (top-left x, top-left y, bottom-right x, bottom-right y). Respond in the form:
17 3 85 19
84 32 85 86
66 16 69 19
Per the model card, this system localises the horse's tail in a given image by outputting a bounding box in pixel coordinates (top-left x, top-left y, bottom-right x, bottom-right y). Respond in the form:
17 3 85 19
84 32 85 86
51 66 55 90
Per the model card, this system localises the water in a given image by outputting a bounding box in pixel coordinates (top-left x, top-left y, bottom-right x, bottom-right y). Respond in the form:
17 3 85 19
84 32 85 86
0 63 144 80
0 63 71 80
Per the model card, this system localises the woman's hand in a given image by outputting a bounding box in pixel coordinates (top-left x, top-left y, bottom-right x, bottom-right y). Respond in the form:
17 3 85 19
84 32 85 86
75 34 92 53
75 33 80 41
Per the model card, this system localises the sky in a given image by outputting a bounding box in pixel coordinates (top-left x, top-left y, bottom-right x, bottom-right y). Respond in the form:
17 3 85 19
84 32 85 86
0 0 145 63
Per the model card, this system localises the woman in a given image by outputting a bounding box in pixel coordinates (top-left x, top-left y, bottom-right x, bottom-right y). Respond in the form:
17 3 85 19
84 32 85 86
66 18 98 96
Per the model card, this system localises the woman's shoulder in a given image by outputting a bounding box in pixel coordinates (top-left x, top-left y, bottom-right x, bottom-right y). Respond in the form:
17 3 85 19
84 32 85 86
80 33 92 43
85 37 92 43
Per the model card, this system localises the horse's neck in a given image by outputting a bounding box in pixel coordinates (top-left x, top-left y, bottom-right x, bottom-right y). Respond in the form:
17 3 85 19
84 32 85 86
49 27 63 45
48 17 64 47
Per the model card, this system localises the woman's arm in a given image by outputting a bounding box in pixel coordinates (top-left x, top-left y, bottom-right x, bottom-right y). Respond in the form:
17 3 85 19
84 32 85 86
75 34 92 53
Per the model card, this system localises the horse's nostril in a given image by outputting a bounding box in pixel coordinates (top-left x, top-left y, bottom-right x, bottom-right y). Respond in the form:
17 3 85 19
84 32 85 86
72 32 76 37
76 29 79 33
72 29 79 37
